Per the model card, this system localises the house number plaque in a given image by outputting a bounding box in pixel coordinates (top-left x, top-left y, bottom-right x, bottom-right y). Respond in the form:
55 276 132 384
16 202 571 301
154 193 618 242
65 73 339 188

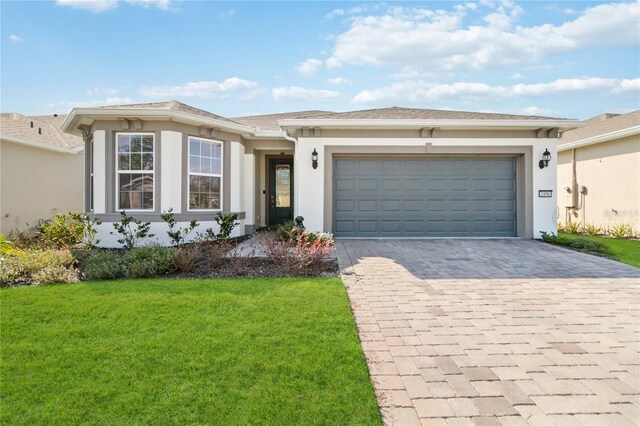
538 190 553 198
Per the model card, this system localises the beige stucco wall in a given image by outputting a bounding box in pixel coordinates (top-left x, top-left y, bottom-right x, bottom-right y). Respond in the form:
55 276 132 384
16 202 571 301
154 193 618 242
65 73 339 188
557 135 640 228
0 140 84 235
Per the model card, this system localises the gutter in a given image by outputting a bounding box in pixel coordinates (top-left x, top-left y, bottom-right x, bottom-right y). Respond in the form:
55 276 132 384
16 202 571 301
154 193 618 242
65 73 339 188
62 108 255 135
278 118 584 131
0 134 83 154
558 125 640 151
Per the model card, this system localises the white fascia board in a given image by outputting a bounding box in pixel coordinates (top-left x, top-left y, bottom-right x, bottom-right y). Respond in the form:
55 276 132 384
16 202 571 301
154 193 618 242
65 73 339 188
558 125 640 151
244 130 286 140
0 134 81 154
62 108 255 135
278 118 584 131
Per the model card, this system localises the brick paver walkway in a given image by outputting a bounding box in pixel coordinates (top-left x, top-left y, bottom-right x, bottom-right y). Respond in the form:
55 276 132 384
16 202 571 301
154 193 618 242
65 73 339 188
336 239 640 425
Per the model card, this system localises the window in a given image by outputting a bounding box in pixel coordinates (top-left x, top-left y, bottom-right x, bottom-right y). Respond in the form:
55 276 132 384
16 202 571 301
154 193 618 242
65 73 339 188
188 136 222 210
116 133 154 210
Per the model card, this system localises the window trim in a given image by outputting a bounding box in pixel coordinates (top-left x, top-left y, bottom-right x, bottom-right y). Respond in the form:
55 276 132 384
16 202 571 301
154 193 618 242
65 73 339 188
187 135 223 212
115 132 156 212
89 138 94 212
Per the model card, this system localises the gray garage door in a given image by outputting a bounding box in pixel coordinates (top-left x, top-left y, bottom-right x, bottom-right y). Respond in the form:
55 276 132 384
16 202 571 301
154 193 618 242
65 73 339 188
333 157 517 237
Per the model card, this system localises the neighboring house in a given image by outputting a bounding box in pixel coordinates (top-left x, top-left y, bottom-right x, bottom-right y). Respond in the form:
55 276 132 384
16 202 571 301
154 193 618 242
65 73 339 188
0 113 84 235
557 110 640 229
61 101 582 247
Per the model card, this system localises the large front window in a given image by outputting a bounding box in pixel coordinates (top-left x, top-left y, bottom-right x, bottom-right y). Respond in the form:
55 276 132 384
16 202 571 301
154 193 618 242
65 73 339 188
116 133 154 210
188 136 222 210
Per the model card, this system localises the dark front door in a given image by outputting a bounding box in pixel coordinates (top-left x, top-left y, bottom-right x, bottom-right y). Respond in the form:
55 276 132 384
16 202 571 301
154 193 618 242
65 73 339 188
268 158 293 226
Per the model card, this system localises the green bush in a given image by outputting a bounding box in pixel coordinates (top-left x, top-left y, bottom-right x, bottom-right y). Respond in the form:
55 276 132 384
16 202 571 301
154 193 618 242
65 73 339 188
37 213 101 249
608 224 634 239
540 232 611 255
123 246 177 278
275 220 296 242
80 250 124 281
214 213 239 241
0 249 78 286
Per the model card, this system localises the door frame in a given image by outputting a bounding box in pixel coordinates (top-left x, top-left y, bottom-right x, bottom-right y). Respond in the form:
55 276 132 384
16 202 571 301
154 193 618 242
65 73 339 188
265 155 294 226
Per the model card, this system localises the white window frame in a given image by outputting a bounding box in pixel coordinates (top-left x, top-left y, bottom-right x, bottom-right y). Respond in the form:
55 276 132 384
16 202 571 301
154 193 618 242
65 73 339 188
115 132 156 212
187 136 223 212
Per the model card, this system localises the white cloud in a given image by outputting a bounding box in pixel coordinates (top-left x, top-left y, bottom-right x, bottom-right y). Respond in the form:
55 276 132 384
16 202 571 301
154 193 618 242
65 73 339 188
272 86 341 102
327 77 350 85
219 8 235 18
325 5 367 20
518 106 560 116
86 87 118 96
55 0 176 12
352 77 638 103
44 97 134 110
509 73 525 80
124 0 176 11
616 78 640 92
326 2 639 73
296 58 323 76
9 34 22 42
325 8 345 19
139 77 263 100
55 0 118 12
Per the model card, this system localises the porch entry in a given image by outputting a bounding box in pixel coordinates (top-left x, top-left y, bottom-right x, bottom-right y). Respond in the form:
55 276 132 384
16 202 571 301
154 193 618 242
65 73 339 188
267 157 293 226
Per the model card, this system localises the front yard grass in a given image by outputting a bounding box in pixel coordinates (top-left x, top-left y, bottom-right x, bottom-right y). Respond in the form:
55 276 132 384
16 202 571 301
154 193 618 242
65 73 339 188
558 232 640 268
1 278 381 425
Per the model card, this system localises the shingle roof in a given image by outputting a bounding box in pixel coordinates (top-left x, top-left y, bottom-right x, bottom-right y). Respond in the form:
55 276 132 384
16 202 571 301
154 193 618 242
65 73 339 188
231 110 331 131
98 100 244 126
291 106 570 121
0 113 83 150
560 110 640 144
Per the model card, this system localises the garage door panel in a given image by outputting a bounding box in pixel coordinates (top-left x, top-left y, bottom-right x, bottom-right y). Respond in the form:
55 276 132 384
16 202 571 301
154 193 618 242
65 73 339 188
333 157 517 237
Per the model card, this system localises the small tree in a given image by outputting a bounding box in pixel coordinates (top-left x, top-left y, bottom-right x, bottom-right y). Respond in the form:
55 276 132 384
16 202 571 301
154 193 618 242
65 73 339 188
161 208 199 246
111 211 154 249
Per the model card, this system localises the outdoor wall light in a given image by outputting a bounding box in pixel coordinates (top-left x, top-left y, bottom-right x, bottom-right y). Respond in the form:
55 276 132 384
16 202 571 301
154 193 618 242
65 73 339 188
539 148 551 169
311 148 319 169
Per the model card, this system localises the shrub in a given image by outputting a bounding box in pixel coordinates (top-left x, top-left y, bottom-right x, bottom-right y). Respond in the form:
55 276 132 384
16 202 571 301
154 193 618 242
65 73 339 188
582 223 603 236
80 250 124 281
266 234 334 276
111 211 154 249
214 213 240 241
540 232 611 255
608 224 634 239
124 246 177 278
36 212 101 249
8 228 38 249
0 249 77 286
564 222 581 234
161 208 199 246
0 234 22 256
275 220 296 242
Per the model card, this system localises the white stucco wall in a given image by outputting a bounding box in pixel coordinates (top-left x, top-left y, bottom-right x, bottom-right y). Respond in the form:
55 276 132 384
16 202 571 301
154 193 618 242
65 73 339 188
295 137 557 238
160 130 182 213
93 219 246 248
1 140 84 234
93 130 106 214
557 135 640 228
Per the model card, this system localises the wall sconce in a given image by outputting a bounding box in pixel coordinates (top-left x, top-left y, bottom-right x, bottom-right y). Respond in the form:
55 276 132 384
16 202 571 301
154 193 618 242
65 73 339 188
311 148 319 169
539 148 551 169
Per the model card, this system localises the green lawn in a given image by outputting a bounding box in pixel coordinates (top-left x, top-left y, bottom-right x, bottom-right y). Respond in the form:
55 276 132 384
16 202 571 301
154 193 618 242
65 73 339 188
1 278 381 425
559 232 640 268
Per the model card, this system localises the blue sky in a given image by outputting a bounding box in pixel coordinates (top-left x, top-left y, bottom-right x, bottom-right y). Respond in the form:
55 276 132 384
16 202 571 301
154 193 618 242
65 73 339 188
1 0 639 119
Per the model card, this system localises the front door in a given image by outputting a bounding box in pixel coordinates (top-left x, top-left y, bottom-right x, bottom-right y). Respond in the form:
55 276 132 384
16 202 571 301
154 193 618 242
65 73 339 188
268 157 293 226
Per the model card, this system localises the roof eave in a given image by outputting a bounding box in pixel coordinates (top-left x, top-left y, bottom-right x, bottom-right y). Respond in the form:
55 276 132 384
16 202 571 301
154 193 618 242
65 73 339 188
278 118 585 131
558 125 640 151
0 134 82 154
62 107 255 135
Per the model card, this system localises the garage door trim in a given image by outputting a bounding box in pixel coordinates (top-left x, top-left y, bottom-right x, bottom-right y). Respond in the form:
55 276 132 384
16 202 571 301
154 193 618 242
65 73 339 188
323 145 532 237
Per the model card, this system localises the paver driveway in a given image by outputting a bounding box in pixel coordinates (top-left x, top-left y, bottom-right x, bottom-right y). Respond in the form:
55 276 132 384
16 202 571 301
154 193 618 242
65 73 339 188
336 239 640 425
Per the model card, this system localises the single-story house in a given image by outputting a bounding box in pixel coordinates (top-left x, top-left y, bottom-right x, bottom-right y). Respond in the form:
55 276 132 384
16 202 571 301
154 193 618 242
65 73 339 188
0 113 84 235
61 101 582 247
557 109 640 229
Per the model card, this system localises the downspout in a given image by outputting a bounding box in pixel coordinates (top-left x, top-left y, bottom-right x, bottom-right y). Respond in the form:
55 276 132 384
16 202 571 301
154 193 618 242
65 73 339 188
282 128 299 218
